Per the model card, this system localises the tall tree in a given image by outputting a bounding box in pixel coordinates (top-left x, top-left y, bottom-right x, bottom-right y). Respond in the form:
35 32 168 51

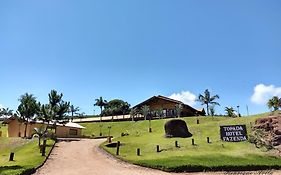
94 97 107 122
175 104 183 118
37 90 70 134
267 96 281 111
197 89 220 116
17 93 40 137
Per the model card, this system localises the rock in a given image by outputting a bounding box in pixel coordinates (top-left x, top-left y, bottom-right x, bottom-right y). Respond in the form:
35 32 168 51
253 114 281 148
164 119 192 138
274 129 281 135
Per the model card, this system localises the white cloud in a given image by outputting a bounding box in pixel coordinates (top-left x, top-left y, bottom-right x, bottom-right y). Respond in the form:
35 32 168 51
251 84 281 105
169 91 197 106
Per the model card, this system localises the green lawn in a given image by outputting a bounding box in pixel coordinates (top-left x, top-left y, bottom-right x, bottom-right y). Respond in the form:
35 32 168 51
0 124 55 175
81 113 281 172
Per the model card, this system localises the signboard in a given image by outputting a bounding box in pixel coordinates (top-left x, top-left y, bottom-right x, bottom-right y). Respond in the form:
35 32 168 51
220 125 247 142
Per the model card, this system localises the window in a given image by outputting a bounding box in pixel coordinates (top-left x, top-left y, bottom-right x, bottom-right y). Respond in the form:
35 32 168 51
69 129 78 135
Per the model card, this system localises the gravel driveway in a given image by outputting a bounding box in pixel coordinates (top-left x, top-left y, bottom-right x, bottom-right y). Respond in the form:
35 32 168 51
33 139 280 175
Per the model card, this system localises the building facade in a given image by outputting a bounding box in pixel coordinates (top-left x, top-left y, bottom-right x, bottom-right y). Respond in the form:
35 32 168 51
133 95 205 117
4 117 85 138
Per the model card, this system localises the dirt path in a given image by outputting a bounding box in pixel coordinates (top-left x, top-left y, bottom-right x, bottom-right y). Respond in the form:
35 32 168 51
34 139 280 175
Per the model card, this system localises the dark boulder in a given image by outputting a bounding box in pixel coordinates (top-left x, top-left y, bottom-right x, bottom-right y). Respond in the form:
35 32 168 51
164 119 192 138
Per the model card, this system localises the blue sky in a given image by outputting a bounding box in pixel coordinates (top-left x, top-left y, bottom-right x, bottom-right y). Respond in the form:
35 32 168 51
0 0 281 116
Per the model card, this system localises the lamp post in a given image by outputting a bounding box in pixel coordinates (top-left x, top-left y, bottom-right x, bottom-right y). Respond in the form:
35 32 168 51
237 105 240 117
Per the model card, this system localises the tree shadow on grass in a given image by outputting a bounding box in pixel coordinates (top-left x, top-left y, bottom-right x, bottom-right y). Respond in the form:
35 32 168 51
0 165 23 172
0 165 36 175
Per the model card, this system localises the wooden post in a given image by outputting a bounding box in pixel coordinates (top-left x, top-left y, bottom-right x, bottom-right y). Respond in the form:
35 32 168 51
192 139 195 145
107 136 112 143
137 148 140 156
156 145 160 152
9 152 14 161
207 137 210 143
175 141 178 147
42 139 47 156
116 141 120 155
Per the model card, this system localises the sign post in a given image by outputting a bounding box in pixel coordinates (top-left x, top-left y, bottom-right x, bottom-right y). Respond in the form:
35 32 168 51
220 125 248 142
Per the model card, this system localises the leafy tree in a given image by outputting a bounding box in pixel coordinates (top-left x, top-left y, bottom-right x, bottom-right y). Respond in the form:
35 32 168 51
130 108 137 121
267 96 281 111
225 107 236 117
103 99 130 117
17 93 40 137
94 97 107 122
175 104 183 118
197 89 220 116
121 101 130 119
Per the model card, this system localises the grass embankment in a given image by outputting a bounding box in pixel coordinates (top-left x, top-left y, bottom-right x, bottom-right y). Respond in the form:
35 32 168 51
81 113 281 172
0 124 55 175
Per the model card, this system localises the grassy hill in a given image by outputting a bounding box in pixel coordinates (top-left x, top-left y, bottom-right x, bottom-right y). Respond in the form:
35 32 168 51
81 113 281 172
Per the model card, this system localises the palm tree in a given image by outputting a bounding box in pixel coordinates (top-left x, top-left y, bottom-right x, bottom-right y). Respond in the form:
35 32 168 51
156 108 163 119
130 108 137 121
209 105 216 117
18 93 40 138
197 89 220 116
94 97 107 122
56 100 70 121
175 104 183 118
267 96 280 111
69 105 80 118
48 90 70 133
141 105 150 120
33 126 48 147
0 107 13 117
37 90 70 134
141 105 151 132
48 90 63 109
225 107 236 117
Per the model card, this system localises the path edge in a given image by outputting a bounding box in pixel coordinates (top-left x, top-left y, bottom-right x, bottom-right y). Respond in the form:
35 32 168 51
21 140 57 175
